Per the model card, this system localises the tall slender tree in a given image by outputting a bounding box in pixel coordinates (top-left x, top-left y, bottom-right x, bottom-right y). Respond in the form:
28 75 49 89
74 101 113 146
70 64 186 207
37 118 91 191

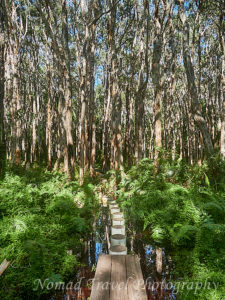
0 0 6 177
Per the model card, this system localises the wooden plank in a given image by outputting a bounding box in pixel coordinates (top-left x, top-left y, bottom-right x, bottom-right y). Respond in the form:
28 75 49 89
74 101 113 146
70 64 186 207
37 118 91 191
90 254 111 300
126 255 147 300
110 255 127 300
91 255 147 300
0 259 10 276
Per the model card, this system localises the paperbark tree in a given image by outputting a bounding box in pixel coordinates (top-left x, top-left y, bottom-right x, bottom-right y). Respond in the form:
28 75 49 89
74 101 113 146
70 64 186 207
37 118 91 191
0 0 6 177
179 0 214 156
135 0 149 163
0 0 223 177
35 0 75 179
218 0 225 158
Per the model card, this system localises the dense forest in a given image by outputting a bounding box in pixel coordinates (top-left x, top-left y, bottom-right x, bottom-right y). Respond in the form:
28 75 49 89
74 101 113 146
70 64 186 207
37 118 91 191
0 0 224 299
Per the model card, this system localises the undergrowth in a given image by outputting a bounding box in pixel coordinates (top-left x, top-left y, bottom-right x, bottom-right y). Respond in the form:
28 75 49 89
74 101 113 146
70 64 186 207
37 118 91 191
1 157 225 299
115 156 225 299
0 165 99 300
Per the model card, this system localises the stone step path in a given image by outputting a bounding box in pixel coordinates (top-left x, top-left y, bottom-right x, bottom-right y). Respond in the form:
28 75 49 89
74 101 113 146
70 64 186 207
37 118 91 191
108 199 127 255
90 195 147 300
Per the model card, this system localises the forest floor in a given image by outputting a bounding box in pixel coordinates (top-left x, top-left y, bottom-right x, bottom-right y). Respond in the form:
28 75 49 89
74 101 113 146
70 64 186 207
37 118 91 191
0 158 225 299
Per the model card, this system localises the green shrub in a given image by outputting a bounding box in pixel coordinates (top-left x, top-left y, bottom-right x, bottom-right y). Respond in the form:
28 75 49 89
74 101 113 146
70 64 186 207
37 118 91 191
0 166 99 299
117 157 225 299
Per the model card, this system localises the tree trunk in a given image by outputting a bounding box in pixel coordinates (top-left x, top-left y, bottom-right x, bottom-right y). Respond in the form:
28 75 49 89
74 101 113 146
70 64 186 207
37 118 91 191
0 1 6 177
46 63 52 170
152 1 163 166
125 84 133 167
90 19 97 176
179 1 214 156
61 0 74 180
219 1 225 158
135 1 149 163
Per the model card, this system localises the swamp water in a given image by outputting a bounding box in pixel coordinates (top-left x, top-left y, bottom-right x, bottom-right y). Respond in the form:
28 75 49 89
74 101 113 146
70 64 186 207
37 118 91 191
50 207 108 300
51 206 177 300
129 236 177 300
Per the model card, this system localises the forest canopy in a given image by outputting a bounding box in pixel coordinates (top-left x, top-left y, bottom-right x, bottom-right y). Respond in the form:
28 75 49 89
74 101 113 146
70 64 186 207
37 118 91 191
0 0 224 180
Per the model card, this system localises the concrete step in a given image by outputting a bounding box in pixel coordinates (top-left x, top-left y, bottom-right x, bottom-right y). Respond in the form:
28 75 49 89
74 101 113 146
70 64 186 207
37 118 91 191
111 234 126 246
111 225 125 235
109 245 127 255
112 217 125 226
112 211 124 219
109 202 117 209
110 206 120 214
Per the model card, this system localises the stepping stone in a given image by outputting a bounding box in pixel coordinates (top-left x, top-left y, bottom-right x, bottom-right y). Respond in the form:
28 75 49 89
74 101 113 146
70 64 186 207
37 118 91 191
111 234 126 246
109 202 117 209
108 199 116 203
111 225 125 235
110 204 119 207
112 217 125 226
110 207 120 214
109 245 127 255
109 203 119 208
112 211 124 218
108 198 115 202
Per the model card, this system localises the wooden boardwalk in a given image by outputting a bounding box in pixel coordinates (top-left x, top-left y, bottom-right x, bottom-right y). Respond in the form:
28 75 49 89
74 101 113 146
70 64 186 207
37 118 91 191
90 254 147 300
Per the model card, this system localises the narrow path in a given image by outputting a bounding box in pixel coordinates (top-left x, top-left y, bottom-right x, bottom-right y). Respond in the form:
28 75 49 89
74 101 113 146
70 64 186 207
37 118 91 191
90 197 147 300
108 199 127 254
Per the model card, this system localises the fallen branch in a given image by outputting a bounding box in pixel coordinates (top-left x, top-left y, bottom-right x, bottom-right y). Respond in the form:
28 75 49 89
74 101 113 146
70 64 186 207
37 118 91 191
0 259 10 276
